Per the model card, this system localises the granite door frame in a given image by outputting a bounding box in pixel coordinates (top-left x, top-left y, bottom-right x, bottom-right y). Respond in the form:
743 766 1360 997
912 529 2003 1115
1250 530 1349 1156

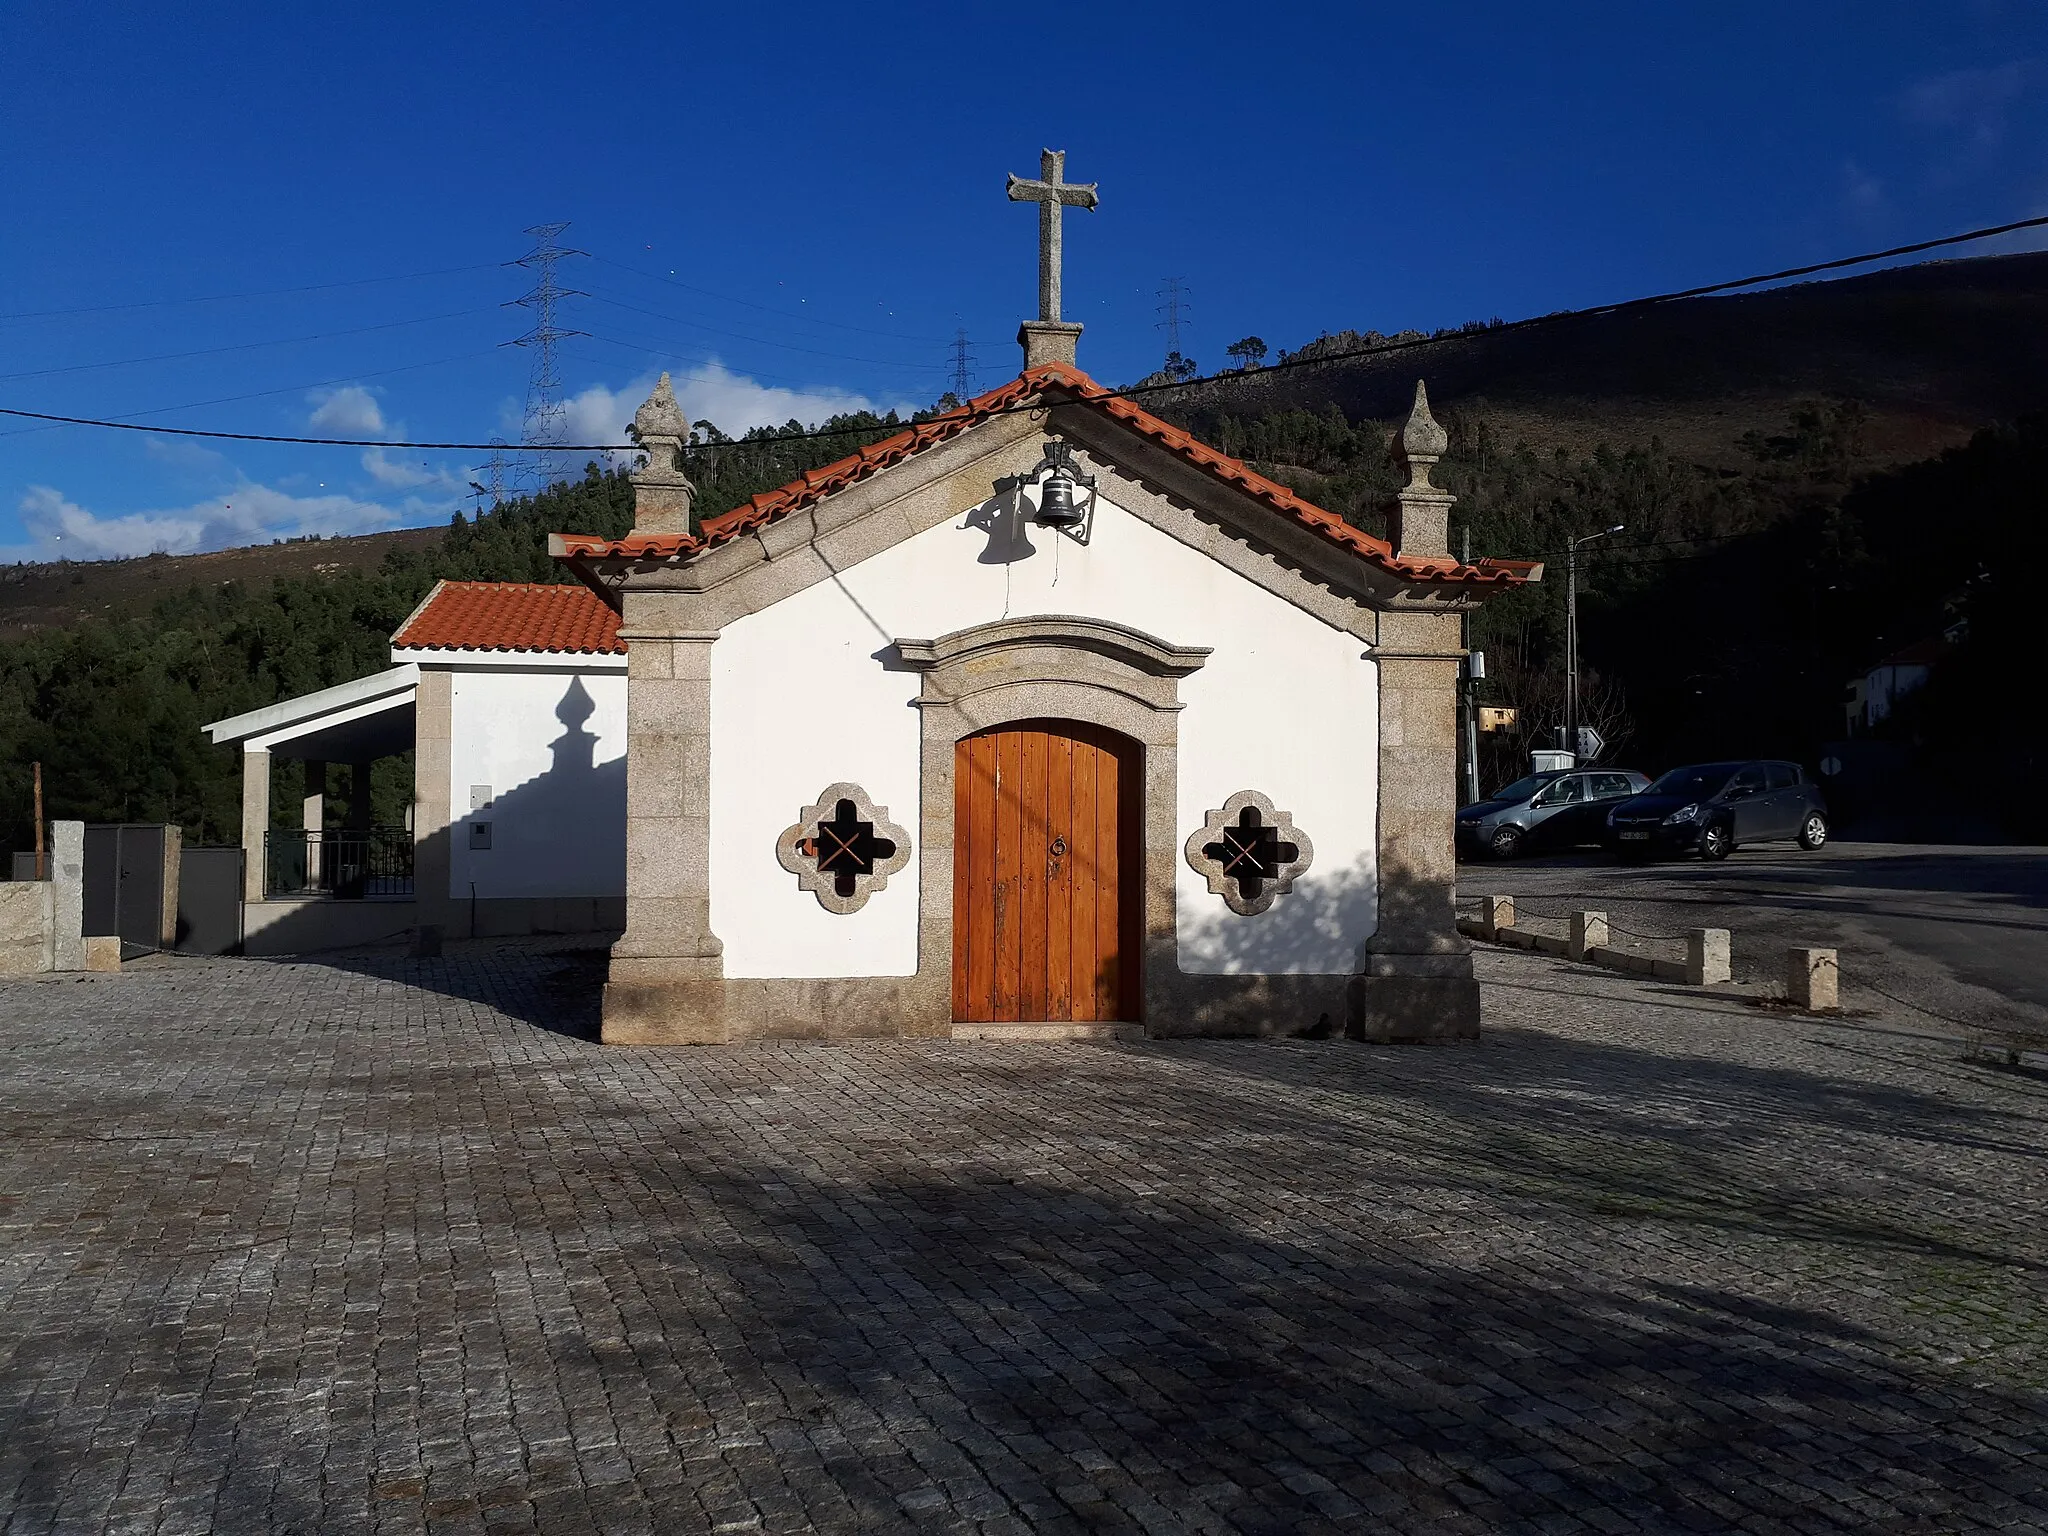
894 616 1208 1030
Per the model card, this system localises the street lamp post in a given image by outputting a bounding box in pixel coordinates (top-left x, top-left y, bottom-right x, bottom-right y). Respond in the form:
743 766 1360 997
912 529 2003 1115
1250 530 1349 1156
1565 524 1625 760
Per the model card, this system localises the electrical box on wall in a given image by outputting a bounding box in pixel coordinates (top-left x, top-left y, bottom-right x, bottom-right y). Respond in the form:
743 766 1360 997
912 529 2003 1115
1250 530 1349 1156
469 821 492 851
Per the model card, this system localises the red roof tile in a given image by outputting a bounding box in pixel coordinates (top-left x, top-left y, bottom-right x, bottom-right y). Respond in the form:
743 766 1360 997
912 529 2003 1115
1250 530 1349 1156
391 581 624 655
553 363 1541 587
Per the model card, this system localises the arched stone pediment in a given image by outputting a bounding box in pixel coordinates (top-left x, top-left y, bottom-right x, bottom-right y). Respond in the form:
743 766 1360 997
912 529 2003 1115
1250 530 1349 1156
894 615 1211 722
895 614 1211 679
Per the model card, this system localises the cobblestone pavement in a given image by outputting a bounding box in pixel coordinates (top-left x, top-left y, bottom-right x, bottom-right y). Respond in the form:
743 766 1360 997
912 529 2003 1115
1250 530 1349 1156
2 944 2044 1535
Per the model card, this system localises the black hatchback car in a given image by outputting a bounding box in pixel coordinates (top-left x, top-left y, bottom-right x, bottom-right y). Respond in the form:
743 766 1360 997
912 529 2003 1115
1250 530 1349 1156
1604 760 1828 860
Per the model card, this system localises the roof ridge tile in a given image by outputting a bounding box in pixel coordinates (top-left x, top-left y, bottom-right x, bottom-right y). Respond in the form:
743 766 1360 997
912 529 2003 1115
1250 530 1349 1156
552 365 1540 589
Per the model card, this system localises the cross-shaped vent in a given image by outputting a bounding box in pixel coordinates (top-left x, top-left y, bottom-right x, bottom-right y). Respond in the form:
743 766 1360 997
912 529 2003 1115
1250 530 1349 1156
1201 805 1300 907
801 799 899 900
776 783 912 914
1185 791 1315 916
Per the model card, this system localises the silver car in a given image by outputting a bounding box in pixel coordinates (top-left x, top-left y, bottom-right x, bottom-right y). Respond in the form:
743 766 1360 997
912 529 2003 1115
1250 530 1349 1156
1456 768 1652 860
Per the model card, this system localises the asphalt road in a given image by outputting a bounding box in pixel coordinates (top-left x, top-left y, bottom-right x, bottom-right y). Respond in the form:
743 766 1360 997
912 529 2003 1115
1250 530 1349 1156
1457 840 2048 1029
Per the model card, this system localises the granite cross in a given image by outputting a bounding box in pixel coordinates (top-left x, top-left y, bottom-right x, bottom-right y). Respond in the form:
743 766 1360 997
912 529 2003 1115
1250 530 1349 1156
1006 149 1099 324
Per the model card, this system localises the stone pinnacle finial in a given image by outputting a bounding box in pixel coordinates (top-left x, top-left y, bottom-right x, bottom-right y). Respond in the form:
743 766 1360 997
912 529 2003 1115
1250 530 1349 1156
1388 378 1456 560
1399 380 1448 469
629 372 696 535
634 372 688 447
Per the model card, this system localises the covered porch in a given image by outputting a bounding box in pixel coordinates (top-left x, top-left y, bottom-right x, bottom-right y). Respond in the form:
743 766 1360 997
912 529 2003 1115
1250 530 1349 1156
205 665 420 954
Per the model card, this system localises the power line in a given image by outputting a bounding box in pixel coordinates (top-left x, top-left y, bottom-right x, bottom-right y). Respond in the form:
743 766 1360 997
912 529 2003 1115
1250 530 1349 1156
586 253 945 344
0 306 500 383
0 261 508 323
0 406 627 451
508 223 586 494
1156 277 1190 371
0 348 507 441
580 292 937 370
948 328 976 400
6 211 2045 455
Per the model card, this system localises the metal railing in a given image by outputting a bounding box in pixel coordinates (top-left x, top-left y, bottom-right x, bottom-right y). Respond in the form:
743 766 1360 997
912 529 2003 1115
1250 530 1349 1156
265 828 413 899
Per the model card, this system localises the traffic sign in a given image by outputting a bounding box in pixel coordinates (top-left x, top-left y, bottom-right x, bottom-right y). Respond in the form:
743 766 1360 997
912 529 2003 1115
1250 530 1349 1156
1575 726 1604 760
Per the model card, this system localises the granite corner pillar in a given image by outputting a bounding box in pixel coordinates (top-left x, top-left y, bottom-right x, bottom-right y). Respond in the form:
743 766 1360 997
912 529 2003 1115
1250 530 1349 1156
1352 611 1479 1042
604 601 727 1044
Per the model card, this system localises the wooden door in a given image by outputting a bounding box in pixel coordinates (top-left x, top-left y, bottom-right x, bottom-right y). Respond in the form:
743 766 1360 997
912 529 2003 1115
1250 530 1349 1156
952 720 1140 1023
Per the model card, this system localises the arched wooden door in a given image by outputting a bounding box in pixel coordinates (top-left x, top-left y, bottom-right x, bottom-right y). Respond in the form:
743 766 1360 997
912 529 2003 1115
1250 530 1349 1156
952 720 1141 1023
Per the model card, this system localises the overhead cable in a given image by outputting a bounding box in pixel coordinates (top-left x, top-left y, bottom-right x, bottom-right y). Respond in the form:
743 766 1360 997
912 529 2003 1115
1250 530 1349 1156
0 262 509 323
5 212 2044 453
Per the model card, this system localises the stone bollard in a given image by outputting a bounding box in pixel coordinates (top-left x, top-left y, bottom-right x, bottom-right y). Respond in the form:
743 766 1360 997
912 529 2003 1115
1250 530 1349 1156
1570 911 1608 962
51 820 86 973
411 924 443 959
82 936 122 973
1482 895 1515 940
1787 947 1839 1011
1686 928 1731 986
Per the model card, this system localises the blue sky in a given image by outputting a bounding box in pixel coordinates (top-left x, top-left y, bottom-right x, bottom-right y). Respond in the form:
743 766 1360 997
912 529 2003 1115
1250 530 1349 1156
2 0 2043 561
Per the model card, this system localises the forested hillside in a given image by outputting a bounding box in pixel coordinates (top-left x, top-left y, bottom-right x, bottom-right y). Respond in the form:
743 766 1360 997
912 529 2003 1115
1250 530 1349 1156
1177 397 2044 831
6 251 2047 854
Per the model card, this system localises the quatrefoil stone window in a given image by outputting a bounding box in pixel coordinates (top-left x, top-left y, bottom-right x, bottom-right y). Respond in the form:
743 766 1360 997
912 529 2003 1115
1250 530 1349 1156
1184 791 1315 916
776 783 912 914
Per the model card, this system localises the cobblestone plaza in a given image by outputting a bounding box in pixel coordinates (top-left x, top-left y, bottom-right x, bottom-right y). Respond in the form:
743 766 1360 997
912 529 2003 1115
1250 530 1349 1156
1 945 2043 1533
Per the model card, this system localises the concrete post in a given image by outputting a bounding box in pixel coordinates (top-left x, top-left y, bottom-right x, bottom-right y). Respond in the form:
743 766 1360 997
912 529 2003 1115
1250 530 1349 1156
240 746 271 902
159 826 182 949
413 668 453 935
1570 911 1608 962
51 820 85 972
1481 895 1515 940
347 763 373 831
1686 928 1731 986
1787 947 1839 1011
302 759 325 886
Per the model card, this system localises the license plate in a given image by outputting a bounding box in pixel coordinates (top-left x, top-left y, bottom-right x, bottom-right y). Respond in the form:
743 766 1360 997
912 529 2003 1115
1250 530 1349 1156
1619 831 1649 841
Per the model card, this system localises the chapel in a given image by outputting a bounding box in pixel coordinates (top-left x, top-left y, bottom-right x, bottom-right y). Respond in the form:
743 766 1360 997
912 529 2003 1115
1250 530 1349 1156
207 150 1539 1042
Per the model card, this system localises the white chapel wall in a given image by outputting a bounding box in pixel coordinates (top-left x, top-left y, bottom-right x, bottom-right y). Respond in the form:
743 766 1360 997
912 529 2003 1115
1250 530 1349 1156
710 479 1379 979
446 665 628 900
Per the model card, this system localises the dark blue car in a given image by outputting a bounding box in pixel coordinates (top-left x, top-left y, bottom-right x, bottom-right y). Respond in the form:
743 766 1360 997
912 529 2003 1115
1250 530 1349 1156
1604 760 1828 860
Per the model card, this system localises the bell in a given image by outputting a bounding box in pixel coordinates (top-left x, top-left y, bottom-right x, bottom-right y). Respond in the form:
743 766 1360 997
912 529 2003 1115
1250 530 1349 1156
1035 469 1085 528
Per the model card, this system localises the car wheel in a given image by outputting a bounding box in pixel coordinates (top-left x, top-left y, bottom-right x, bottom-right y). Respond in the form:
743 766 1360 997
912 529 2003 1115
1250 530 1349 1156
1797 813 1828 850
1489 825 1525 860
1699 822 1733 861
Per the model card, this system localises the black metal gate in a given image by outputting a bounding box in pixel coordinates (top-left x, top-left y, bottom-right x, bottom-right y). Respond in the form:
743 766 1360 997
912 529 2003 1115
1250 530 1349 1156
176 848 244 955
83 824 174 961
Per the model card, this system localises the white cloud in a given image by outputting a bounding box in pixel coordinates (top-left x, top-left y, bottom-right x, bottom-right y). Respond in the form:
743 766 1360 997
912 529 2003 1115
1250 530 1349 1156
1841 159 1888 223
1902 61 2029 148
360 446 465 493
142 437 230 472
4 481 423 563
307 385 390 437
551 364 914 469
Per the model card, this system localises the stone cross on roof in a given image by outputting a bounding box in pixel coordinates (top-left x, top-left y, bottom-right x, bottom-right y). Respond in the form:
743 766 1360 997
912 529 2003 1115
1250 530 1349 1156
1006 149 1098 325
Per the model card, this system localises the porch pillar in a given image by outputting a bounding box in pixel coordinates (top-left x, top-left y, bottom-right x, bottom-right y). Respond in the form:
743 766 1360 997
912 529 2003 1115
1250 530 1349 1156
241 745 271 902
413 668 453 932
302 759 326 886
347 762 373 831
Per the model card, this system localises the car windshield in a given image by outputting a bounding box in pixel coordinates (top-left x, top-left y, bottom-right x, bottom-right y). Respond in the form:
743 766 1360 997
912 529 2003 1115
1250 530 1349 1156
1489 773 1559 804
1648 765 1737 798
